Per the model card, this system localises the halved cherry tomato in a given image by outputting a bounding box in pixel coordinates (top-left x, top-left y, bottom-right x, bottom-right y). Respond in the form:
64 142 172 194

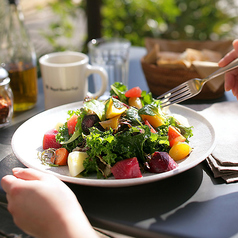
125 87 142 98
168 125 186 147
170 136 186 147
67 115 78 135
128 97 143 109
169 142 192 161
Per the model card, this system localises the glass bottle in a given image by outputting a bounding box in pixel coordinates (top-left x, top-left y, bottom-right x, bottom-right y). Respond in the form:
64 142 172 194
1 0 38 112
0 0 9 57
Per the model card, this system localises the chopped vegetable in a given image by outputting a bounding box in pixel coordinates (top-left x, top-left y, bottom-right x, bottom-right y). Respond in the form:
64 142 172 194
68 151 88 176
168 125 186 147
51 148 69 166
43 129 62 150
128 97 143 109
141 114 164 128
99 115 120 130
67 114 78 135
148 151 178 173
81 114 100 134
106 97 127 119
169 142 192 161
139 104 165 128
111 157 142 179
125 86 142 98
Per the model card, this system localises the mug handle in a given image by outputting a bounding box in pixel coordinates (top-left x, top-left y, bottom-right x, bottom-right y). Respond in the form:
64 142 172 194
85 64 108 98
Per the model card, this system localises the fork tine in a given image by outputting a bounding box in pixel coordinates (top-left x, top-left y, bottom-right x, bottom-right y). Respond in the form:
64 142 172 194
160 92 193 108
163 85 190 100
156 81 189 100
160 86 193 106
163 88 191 102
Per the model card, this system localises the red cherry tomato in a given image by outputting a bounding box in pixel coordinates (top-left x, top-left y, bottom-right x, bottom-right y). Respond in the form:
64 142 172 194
167 125 186 147
125 87 142 98
67 115 78 135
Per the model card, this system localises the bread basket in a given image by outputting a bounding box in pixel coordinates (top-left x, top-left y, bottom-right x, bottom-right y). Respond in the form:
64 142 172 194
141 38 233 100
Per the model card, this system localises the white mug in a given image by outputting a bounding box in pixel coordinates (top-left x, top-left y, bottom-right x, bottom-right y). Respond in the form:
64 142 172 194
39 51 108 109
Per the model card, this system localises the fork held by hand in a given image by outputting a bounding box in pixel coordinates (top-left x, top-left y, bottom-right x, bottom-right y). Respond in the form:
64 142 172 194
157 58 238 108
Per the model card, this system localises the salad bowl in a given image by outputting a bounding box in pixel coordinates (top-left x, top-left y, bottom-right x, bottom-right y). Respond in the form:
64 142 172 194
11 101 216 187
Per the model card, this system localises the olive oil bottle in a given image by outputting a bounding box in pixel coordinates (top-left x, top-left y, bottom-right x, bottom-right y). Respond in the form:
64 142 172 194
1 0 38 111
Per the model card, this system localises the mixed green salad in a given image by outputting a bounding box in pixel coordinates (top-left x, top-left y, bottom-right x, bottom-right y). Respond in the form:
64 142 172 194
41 83 193 179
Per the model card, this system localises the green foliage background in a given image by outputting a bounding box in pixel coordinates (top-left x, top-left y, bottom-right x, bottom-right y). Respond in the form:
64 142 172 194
42 0 238 52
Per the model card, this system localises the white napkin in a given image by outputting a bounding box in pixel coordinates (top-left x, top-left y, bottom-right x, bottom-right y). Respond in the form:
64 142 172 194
192 61 224 92
199 101 238 183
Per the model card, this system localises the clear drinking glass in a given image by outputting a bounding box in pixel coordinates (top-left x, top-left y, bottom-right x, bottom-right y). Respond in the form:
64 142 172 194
88 38 131 97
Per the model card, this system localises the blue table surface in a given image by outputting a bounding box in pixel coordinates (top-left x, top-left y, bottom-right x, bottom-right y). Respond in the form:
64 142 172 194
0 46 238 238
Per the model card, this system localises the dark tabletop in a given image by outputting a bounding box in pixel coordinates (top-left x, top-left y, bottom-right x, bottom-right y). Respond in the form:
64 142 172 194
0 47 238 238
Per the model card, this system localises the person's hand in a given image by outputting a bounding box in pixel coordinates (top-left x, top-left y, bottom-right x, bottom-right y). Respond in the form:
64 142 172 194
218 39 238 99
1 168 98 238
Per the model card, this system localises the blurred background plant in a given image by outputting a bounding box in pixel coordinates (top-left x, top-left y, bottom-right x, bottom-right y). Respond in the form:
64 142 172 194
100 0 180 46
39 1 77 51
161 0 238 41
21 0 238 55
37 0 85 52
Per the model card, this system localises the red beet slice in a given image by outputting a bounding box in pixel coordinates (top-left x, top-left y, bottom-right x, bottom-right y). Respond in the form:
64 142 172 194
42 129 62 150
148 151 178 173
111 157 142 179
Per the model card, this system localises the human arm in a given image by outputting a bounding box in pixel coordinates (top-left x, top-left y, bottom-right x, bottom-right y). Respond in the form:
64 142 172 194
1 168 98 238
218 39 238 99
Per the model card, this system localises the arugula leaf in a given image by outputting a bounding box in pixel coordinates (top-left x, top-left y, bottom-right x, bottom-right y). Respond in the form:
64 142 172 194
138 104 156 116
125 107 142 125
56 108 87 148
138 102 165 122
84 99 105 121
74 108 87 135
56 124 84 152
110 83 127 103
60 130 81 145
112 97 126 109
140 90 153 106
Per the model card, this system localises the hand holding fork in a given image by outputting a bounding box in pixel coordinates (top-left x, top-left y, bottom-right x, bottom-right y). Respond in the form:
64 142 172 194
157 58 238 108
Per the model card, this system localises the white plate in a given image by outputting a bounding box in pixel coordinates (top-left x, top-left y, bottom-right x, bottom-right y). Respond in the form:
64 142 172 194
11 102 216 187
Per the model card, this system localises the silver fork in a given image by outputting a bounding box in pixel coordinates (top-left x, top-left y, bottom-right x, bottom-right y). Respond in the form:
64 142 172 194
157 58 238 108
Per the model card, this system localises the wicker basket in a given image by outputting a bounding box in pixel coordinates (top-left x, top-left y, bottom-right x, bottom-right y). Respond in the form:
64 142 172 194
141 38 233 100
